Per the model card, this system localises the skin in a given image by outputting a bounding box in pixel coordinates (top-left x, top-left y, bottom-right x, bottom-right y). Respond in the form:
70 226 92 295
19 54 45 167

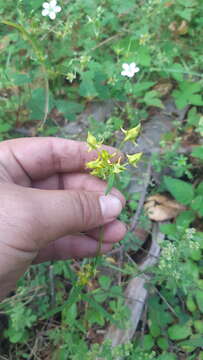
0 137 126 300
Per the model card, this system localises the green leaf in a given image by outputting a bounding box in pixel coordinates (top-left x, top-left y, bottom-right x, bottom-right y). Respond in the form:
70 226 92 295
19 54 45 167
191 146 203 160
187 107 200 126
142 334 154 350
179 336 203 348
0 120 11 133
83 294 117 324
45 285 82 318
157 337 169 350
56 100 84 121
189 247 201 261
137 46 151 66
159 224 177 236
150 322 161 338
170 63 184 82
98 275 111 290
176 210 195 228
191 195 203 216
93 290 108 303
194 320 203 334
190 94 203 106
10 72 32 86
172 81 203 109
105 174 115 195
196 290 203 313
86 309 105 326
132 81 155 96
62 303 77 326
140 90 164 108
27 88 54 121
195 232 203 249
79 72 98 98
168 324 191 340
196 181 203 195
164 176 194 205
186 295 197 313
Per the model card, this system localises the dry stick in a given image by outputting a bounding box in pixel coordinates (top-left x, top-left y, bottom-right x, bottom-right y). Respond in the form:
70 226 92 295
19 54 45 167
100 223 164 360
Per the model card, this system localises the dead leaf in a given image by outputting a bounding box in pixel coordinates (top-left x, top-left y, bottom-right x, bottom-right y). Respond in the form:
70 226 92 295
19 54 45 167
144 194 186 221
177 20 188 35
169 20 188 36
153 81 173 97
169 21 177 32
164 1 174 7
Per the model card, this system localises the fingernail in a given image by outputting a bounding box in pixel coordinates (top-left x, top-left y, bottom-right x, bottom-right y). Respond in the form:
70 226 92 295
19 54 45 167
99 195 122 220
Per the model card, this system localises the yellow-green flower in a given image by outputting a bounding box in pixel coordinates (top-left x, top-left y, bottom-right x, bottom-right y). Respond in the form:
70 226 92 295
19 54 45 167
86 150 126 180
77 264 98 286
87 132 103 152
121 124 141 143
86 150 113 179
112 158 126 174
127 152 142 167
86 156 102 170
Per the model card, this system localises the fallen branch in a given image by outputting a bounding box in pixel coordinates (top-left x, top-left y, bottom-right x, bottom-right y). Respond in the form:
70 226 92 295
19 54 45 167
101 223 165 360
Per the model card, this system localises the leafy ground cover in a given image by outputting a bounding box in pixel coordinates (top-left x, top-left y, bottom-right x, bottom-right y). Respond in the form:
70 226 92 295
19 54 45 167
0 0 203 359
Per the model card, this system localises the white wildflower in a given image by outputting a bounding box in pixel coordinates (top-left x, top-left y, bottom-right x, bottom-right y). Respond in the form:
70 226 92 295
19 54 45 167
121 63 140 78
185 228 196 241
42 0 61 20
188 240 200 251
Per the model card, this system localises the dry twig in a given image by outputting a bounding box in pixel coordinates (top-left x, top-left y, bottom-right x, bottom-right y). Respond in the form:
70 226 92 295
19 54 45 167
101 223 165 360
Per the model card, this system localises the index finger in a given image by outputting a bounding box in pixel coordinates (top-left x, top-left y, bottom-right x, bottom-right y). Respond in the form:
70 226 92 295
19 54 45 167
0 137 122 183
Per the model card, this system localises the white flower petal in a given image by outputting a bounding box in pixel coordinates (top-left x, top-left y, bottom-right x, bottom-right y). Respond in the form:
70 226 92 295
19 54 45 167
130 62 136 69
121 62 140 77
122 63 129 71
55 5 61 13
42 8 49 16
121 70 128 76
50 0 57 7
43 2 49 8
49 11 56 19
131 63 140 73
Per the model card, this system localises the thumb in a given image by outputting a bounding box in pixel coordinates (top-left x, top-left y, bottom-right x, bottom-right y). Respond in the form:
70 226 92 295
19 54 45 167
28 188 123 249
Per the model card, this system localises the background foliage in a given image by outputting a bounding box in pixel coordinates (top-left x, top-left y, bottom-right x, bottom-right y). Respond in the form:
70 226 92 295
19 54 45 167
0 0 203 359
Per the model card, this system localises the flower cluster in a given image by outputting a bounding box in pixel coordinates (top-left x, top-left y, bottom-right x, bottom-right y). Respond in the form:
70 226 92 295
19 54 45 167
121 124 141 143
139 33 150 46
158 242 182 281
158 242 177 272
121 63 140 78
87 131 103 152
77 264 97 286
185 227 196 241
86 149 126 180
42 0 61 20
86 127 142 182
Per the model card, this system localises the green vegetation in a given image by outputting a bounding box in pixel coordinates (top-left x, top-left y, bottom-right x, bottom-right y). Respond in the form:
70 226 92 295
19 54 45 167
0 0 203 358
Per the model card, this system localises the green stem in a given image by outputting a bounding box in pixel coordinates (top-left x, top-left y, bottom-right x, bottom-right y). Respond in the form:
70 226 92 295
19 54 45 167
2 20 49 127
93 225 104 272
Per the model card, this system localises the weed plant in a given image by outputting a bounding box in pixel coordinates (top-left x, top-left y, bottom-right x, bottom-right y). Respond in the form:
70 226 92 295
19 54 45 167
0 0 203 359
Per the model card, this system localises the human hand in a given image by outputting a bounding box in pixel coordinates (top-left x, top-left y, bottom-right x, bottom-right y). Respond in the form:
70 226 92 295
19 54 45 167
0 137 126 300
